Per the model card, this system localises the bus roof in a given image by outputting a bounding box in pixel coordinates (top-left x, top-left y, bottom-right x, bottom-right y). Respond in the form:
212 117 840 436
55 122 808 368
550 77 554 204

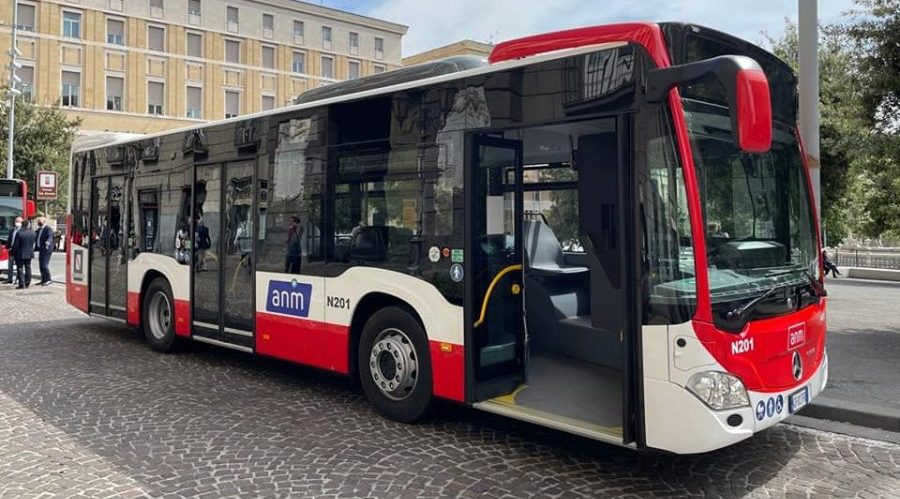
72 39 628 154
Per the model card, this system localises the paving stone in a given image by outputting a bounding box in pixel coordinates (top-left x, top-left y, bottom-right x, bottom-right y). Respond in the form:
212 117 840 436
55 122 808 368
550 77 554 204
0 285 898 498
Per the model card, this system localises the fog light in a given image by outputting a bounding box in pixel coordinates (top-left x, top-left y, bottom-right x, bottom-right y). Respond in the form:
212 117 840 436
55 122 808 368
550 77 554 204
686 371 750 410
727 414 743 427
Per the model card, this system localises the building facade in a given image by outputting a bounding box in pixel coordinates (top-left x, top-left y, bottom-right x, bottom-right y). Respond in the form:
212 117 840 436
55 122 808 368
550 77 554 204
402 39 492 67
0 0 407 134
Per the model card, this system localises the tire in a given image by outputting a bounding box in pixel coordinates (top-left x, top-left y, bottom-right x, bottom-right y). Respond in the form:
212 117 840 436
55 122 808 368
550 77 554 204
142 277 178 353
358 306 432 423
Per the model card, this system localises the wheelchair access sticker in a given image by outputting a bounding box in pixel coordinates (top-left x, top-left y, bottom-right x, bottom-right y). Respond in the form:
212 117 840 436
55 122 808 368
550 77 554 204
755 394 785 421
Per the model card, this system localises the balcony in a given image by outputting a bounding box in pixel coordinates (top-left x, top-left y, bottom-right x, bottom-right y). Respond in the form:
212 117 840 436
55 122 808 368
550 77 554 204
150 6 163 18
293 34 304 45
227 20 239 33
189 10 201 25
264 27 273 39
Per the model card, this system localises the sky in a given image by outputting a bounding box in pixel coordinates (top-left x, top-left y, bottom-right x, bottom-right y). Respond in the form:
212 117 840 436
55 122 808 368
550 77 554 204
315 0 855 57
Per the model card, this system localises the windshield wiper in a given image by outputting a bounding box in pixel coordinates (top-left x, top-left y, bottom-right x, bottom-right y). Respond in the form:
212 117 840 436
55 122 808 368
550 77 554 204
726 281 793 321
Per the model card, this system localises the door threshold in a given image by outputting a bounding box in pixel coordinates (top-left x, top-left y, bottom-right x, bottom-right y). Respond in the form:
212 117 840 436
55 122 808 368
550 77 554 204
474 398 628 447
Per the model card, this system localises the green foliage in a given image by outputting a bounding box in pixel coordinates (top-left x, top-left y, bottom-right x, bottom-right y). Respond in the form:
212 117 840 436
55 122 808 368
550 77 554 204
0 91 81 217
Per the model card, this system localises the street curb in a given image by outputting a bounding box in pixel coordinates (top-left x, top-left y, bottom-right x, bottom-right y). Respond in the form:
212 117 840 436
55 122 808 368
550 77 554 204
799 396 900 432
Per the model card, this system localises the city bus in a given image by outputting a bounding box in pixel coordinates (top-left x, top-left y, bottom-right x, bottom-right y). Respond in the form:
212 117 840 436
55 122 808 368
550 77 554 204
1 178 36 278
66 22 827 454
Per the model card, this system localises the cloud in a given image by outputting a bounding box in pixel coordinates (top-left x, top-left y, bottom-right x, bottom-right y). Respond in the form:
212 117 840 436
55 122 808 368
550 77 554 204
359 0 852 57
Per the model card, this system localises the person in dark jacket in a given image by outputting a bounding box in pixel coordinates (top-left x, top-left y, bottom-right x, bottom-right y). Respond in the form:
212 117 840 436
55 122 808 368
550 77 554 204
5 217 22 284
285 216 303 274
11 219 36 289
36 217 54 285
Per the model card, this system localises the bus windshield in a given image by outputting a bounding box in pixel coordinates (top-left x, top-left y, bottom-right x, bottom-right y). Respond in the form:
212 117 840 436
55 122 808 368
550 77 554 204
684 98 818 306
0 199 21 242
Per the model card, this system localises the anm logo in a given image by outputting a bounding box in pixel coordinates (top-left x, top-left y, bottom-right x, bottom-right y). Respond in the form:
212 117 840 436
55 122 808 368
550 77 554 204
266 279 312 318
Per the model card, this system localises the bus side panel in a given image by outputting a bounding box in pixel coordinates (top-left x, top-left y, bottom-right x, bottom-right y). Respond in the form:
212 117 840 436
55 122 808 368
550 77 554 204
126 253 191 336
324 267 466 402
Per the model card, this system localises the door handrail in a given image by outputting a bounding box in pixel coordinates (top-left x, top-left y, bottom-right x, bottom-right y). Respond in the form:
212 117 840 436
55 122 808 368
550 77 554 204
474 264 523 328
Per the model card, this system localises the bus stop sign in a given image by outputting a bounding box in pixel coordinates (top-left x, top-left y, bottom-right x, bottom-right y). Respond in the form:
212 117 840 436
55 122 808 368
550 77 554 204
37 171 58 200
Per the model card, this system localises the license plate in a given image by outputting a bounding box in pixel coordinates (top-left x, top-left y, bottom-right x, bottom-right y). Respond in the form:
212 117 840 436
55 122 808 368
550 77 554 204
788 386 809 413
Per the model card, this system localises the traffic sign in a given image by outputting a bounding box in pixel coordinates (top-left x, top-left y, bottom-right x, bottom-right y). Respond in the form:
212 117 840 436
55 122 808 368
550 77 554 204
36 171 58 200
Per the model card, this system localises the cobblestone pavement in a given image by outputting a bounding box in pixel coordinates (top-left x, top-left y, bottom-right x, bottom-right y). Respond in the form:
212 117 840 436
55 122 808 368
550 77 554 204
0 285 898 499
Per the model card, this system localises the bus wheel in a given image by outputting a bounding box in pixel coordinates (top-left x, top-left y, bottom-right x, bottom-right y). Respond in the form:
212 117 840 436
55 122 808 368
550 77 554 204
359 306 432 423
143 277 178 353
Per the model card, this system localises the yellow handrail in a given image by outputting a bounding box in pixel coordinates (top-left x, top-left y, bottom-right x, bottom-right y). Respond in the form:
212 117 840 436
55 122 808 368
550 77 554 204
474 264 523 328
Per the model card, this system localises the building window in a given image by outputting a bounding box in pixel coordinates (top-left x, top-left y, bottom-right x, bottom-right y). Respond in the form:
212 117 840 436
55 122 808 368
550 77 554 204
225 39 240 64
291 51 305 73
320 56 333 79
147 25 165 52
147 81 164 115
188 0 201 24
19 65 34 101
17 3 36 31
261 45 275 69
149 0 163 18
373 64 386 74
348 60 360 80
226 6 239 33
293 20 304 44
187 32 203 58
322 26 332 50
106 75 124 110
187 86 202 118
349 32 359 55
62 11 81 39
225 90 240 118
262 14 274 39
261 94 275 111
107 18 124 45
374 37 384 60
61 70 80 107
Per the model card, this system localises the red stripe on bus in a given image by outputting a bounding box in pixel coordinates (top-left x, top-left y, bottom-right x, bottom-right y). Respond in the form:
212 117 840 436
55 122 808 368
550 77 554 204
429 341 465 402
256 312 350 374
174 299 191 337
127 291 140 326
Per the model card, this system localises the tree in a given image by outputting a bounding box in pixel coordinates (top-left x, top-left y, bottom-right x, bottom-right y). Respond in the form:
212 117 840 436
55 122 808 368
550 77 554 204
765 21 864 243
0 91 81 217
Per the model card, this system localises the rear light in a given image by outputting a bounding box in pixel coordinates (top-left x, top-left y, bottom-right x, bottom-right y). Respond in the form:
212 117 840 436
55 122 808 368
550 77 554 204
686 371 750 410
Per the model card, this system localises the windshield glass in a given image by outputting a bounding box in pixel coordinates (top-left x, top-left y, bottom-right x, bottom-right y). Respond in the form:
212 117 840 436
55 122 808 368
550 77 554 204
0 200 20 243
684 98 818 305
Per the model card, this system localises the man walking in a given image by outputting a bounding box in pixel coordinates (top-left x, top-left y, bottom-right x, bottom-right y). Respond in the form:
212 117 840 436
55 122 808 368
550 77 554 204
5 217 22 284
11 219 36 289
285 216 303 274
36 217 54 285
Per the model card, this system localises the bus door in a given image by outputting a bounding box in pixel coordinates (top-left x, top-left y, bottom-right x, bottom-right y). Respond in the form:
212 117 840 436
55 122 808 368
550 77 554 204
192 161 256 348
89 174 129 320
466 135 527 400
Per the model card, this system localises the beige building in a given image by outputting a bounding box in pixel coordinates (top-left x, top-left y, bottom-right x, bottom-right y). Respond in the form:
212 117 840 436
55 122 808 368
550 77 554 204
402 39 492 67
0 0 407 134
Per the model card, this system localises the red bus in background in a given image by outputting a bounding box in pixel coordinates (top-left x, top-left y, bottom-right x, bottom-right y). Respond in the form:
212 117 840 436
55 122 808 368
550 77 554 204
66 22 826 454
0 178 36 277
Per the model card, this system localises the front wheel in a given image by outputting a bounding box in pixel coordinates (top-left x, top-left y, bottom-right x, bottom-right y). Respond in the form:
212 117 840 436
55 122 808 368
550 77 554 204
143 277 179 353
359 307 432 423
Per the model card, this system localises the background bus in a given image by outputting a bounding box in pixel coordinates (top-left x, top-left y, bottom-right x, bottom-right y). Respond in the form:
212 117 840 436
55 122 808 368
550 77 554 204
0 178 36 278
67 22 826 454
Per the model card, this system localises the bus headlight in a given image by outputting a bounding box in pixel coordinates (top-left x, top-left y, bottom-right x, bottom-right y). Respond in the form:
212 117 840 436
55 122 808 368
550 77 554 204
686 371 750 410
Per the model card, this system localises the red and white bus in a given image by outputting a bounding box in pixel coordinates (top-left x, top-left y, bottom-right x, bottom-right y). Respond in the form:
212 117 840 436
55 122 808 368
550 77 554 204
1 178 37 277
66 22 827 454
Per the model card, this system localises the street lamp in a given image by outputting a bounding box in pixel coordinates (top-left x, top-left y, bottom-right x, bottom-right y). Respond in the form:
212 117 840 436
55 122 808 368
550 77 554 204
6 3 21 180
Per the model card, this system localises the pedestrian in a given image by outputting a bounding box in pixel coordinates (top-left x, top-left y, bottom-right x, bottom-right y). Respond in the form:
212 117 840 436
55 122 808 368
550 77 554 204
10 219 36 289
195 216 212 271
823 250 841 278
35 217 54 285
5 217 22 284
285 216 303 274
175 222 191 265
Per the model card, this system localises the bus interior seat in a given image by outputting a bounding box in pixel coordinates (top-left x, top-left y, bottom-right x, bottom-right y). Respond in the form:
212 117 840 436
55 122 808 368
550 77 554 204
348 227 387 262
524 219 589 277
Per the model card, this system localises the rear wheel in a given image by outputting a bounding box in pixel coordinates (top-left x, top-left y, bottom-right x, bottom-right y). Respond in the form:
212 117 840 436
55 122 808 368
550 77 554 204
359 306 432 423
143 277 178 353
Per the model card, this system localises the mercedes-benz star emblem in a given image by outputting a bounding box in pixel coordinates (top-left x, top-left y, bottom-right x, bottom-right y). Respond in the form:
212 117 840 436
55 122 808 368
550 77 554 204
792 351 803 381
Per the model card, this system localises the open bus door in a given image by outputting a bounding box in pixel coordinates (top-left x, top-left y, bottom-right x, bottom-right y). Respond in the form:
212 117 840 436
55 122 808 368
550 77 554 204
465 135 527 401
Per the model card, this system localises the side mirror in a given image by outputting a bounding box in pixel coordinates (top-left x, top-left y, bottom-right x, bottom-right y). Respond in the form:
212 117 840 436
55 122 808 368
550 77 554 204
646 55 772 153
